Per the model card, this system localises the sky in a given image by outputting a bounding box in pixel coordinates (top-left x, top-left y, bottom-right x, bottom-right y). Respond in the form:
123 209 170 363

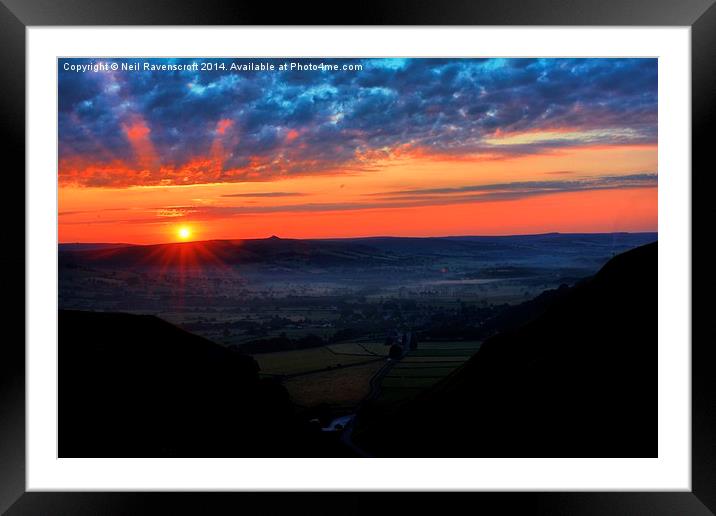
58 58 657 244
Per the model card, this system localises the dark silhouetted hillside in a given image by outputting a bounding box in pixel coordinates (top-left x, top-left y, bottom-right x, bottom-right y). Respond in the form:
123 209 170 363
59 310 349 457
356 242 657 457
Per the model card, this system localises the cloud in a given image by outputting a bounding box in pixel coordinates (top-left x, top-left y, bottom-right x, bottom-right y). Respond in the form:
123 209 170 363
64 172 656 227
59 58 658 187
220 191 306 198
369 173 658 199
130 173 656 220
58 207 129 216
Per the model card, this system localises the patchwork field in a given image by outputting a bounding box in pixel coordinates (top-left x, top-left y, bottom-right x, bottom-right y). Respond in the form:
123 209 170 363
327 342 388 357
375 341 482 405
283 360 386 409
250 341 391 413
253 345 381 376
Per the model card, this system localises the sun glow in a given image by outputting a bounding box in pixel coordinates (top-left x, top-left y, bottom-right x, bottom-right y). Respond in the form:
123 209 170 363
177 226 191 240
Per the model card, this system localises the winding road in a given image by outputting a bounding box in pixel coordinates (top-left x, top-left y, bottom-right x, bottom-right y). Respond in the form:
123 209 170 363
338 356 399 457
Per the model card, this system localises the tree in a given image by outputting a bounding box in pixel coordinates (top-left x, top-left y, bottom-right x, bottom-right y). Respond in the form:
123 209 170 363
410 333 419 350
389 344 403 360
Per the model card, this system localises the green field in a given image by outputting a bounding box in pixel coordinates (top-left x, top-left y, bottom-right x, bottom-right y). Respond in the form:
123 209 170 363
252 340 480 409
405 348 474 357
401 356 470 363
386 366 458 377
375 341 481 405
327 342 388 357
283 360 385 409
418 341 483 351
381 376 444 388
218 327 337 347
254 346 378 376
391 360 461 367
250 342 389 412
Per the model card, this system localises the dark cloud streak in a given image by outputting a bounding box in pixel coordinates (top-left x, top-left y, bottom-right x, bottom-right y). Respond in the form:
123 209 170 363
369 173 658 197
220 191 306 198
141 174 658 219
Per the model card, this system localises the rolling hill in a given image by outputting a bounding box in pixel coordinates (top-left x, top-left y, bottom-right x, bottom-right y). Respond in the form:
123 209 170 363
58 233 657 271
58 235 400 269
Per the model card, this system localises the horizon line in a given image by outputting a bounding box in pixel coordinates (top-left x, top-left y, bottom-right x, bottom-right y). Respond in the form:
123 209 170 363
59 230 659 247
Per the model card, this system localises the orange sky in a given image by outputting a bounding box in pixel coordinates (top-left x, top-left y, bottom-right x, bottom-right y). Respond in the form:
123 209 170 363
58 142 657 244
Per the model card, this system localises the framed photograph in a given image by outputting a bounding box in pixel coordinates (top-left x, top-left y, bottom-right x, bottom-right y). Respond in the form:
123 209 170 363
2 0 714 514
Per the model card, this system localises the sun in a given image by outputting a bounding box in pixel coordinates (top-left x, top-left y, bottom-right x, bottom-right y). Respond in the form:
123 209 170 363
177 226 191 240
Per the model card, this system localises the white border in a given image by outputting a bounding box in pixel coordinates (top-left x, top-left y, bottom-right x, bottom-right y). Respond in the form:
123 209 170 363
27 27 691 491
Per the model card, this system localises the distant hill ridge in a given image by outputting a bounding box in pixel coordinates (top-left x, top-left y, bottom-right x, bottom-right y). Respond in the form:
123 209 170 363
58 242 136 252
59 232 657 269
60 231 656 248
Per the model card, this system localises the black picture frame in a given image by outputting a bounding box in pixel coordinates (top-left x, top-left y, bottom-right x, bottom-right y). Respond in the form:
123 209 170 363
1 1 713 514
